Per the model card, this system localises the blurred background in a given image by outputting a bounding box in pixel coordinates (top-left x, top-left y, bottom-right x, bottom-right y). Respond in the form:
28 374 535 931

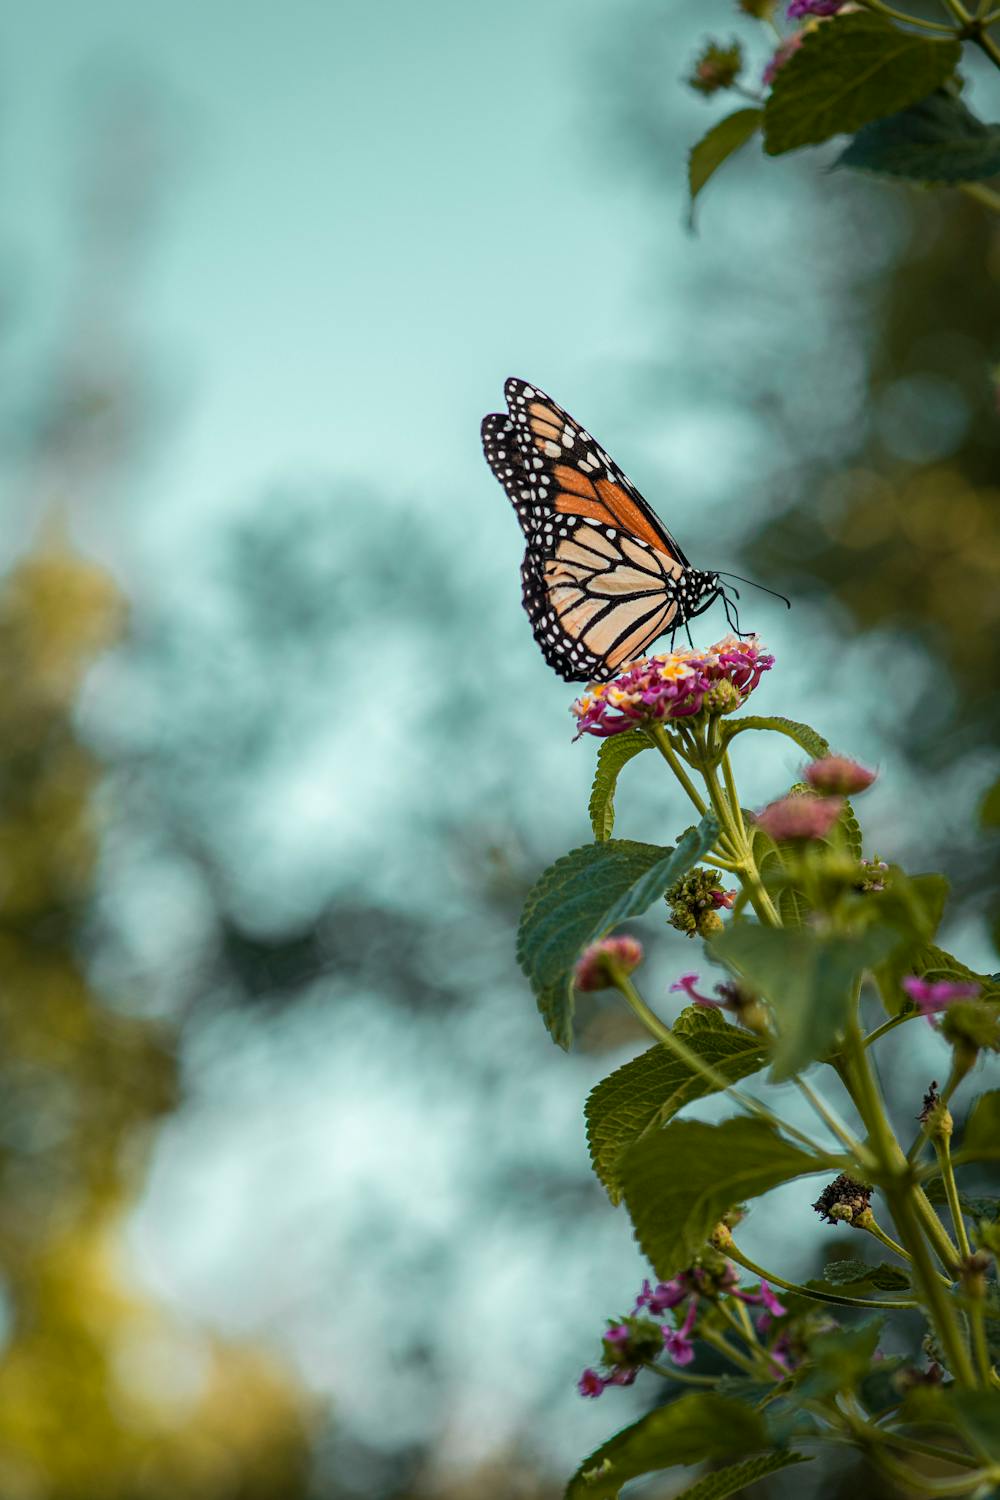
2 1 998 1496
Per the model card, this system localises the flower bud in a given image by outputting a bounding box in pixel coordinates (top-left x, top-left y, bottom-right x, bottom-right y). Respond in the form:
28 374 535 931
574 935 643 992
805 755 876 797
702 679 742 715
754 793 844 842
688 40 743 96
855 857 889 893
666 869 734 938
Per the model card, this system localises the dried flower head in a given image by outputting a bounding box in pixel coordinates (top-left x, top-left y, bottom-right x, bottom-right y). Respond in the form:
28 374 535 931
805 755 876 797
812 1173 872 1226
688 40 743 95
754 792 844 842
574 935 644 992
571 635 773 739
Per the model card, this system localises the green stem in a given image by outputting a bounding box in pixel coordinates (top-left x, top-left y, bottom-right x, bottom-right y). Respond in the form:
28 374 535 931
699 1326 762 1378
840 1025 974 1384
794 1075 873 1164
646 724 709 817
698 742 782 927
726 1240 919 1311
935 1135 971 1261
876 1432 980 1470
610 969 830 1156
863 1216 916 1265
969 1302 994 1387
701 853 742 875
646 1361 717 1386
863 1012 914 1048
958 181 1000 213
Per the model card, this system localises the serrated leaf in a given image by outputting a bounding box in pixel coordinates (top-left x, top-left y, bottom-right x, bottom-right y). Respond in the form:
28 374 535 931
795 1317 885 1398
688 107 763 224
924 1177 1000 1223
839 91 1000 183
820 1258 910 1291
764 13 961 156
962 1090 1000 1161
722 714 830 760
586 1007 768 1202
838 797 863 860
668 1451 812 1500
565 1392 770 1500
588 730 650 842
621 1117 823 1281
710 923 897 1081
518 818 720 1049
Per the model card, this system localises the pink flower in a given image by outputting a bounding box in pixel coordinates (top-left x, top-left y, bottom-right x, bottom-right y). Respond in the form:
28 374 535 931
571 635 773 739
633 1277 689 1315
578 1367 606 1398
574 935 644 992
805 755 876 796
669 972 719 1008
788 0 845 14
759 1280 787 1317
754 793 844 842
603 1323 631 1346
712 888 736 909
902 976 980 1021
663 1300 698 1367
763 33 803 85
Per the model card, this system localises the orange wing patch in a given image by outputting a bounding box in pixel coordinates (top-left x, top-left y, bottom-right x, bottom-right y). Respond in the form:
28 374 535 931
594 480 668 554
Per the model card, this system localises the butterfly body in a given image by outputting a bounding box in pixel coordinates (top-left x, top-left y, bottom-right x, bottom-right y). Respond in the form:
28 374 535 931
481 378 724 682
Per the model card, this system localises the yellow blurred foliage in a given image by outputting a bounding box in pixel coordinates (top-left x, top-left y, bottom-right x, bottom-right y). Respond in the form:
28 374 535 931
0 538 317 1500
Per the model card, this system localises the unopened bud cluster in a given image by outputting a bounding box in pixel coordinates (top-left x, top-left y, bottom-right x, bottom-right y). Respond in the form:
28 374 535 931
665 869 735 939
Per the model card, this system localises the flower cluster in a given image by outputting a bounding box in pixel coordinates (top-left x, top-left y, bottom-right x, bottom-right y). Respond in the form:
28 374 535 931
578 1265 787 1397
665 869 735 939
754 792 843 842
571 636 773 739
670 971 766 1031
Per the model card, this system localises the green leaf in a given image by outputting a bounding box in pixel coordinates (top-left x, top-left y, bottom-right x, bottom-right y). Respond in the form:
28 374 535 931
820 1258 910 1291
621 1117 822 1280
962 1090 1000 1161
565 1392 771 1500
710 923 897 1081
721 714 830 760
924 1177 1000 1223
839 91 1000 183
588 730 650 842
795 1317 884 1398
949 1391 1000 1464
983 775 1000 830
868 874 951 1016
586 1006 768 1202
838 797 863 860
518 818 720 1049
688 108 763 224
668 1451 812 1500
764 13 961 156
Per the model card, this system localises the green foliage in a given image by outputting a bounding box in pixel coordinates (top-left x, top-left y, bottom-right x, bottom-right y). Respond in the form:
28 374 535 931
721 713 829 759
666 1452 811 1500
588 730 650 841
839 92 1000 184
809 1259 910 1297
870 873 951 1016
763 13 961 156
564 1392 774 1499
688 108 763 223
794 1317 884 1398
924 1177 1000 1223
904 1387 1000 1463
585 1006 767 1202
962 1089 1000 1160
517 819 719 1048
710 922 896 1080
620 1117 822 1280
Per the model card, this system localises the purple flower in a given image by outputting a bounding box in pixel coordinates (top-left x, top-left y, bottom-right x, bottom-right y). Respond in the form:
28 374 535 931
663 1299 698 1367
902 976 981 1021
669 972 719 1008
571 635 773 739
578 1367 606 1398
634 1276 688 1315
758 1280 787 1318
604 1323 631 1346
788 0 845 15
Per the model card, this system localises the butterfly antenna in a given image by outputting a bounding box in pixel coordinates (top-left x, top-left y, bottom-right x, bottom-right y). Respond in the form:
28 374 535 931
716 571 792 610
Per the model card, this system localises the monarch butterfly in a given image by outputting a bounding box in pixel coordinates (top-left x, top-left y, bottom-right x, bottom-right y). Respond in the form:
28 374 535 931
481 377 754 684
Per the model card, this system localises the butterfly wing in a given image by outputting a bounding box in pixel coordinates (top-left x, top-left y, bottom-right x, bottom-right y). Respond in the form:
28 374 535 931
482 379 689 682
